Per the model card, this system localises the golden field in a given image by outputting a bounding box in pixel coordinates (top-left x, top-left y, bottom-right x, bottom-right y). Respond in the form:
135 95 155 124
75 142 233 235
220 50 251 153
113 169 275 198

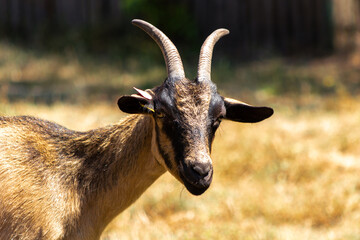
0 41 360 239
2 98 359 240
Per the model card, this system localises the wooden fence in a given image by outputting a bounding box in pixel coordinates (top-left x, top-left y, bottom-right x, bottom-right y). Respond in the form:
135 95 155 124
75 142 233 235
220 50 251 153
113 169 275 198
0 0 121 30
0 0 359 56
193 0 333 56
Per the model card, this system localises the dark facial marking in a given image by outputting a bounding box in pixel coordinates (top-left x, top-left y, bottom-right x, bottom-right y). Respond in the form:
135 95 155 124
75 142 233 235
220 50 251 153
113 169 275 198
162 118 186 166
152 83 185 171
207 93 226 148
154 122 173 170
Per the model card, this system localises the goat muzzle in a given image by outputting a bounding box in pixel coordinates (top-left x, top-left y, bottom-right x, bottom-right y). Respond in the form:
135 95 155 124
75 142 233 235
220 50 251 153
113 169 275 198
179 161 213 195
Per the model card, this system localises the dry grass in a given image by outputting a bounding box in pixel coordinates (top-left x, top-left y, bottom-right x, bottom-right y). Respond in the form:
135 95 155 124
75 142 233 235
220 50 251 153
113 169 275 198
0 41 166 103
102 98 360 240
1 41 360 239
1 98 360 240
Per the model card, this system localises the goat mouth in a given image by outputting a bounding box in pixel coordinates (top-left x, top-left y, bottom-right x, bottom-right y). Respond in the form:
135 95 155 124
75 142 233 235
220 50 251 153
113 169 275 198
179 163 213 196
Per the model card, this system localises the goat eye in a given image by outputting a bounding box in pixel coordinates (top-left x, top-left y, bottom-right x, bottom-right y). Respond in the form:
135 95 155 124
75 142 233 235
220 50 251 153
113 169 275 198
156 111 165 118
212 118 222 129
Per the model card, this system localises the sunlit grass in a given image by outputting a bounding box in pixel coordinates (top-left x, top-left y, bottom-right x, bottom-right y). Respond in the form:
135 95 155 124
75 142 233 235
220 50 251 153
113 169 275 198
1 41 360 239
103 98 360 240
1 98 360 240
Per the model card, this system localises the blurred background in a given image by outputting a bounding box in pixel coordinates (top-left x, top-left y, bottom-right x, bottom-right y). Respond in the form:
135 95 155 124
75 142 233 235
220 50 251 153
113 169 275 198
1 0 360 239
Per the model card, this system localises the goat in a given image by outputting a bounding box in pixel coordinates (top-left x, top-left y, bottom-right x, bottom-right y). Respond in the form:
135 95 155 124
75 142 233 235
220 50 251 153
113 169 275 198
0 19 273 239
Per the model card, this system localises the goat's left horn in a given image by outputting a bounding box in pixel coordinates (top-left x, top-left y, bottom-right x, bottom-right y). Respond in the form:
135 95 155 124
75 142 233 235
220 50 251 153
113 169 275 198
132 19 185 80
197 29 229 82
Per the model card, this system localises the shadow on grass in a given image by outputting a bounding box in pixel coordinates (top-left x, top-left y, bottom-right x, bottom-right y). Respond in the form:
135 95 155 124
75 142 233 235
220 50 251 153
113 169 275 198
1 40 359 105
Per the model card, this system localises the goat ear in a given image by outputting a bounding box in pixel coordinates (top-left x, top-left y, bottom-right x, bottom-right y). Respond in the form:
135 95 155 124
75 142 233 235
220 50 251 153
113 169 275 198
117 95 154 114
224 97 273 123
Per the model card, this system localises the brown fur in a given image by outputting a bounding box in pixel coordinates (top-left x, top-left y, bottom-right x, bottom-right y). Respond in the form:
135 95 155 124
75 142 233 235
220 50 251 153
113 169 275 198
0 115 165 239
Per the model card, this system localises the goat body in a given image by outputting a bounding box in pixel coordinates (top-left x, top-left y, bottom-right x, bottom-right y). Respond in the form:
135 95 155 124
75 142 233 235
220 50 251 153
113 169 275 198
0 19 273 239
0 115 164 239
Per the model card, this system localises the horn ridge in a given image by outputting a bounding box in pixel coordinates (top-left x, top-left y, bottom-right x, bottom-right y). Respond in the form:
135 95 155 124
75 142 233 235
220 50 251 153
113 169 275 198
197 29 229 82
132 19 185 80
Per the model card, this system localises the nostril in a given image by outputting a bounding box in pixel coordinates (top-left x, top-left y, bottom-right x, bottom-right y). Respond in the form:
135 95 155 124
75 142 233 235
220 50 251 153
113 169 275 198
192 163 211 177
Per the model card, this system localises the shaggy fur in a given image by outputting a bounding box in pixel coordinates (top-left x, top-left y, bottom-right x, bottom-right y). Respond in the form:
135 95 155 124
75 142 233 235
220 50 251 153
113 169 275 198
0 115 164 239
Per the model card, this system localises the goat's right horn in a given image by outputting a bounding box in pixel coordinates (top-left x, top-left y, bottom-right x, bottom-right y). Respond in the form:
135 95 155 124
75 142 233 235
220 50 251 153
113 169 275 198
197 29 229 82
132 19 185 80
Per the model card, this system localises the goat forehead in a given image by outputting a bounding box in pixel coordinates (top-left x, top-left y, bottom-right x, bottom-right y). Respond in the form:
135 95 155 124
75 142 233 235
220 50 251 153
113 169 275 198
173 80 213 117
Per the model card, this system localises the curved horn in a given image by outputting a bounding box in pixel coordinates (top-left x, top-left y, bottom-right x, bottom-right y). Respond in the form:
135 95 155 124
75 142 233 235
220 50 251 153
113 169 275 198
197 29 229 82
132 19 185 80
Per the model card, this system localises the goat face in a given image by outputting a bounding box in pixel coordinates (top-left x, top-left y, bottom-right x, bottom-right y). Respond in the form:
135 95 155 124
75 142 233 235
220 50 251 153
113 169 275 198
117 20 273 195
151 79 220 195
